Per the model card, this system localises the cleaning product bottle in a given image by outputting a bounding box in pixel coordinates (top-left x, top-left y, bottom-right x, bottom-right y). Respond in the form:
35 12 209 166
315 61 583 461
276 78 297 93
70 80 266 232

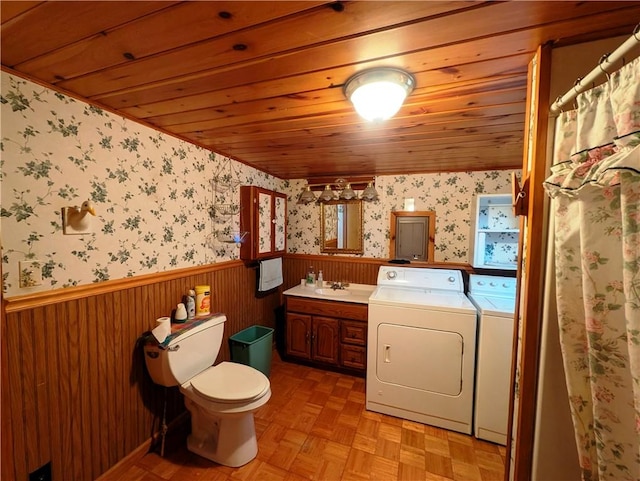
307 266 316 286
317 270 324 288
186 289 196 319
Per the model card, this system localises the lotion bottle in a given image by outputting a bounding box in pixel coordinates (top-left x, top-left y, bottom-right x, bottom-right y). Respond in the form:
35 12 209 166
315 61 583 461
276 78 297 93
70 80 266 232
186 289 196 319
317 270 324 288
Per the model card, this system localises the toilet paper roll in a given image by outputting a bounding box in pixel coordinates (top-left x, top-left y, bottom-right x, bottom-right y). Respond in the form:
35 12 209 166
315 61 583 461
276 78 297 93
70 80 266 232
152 317 171 343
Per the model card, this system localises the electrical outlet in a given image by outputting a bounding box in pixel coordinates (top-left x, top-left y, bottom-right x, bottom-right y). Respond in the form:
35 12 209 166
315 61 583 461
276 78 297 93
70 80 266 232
29 462 51 481
19 260 43 288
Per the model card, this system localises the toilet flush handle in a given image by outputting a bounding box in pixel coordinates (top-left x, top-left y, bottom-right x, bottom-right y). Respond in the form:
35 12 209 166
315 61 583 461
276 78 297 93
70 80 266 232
168 344 180 352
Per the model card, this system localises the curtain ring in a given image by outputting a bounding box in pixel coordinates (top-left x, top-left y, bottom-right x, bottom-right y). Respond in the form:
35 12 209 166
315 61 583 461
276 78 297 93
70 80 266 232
554 95 565 113
633 23 640 41
573 77 583 95
598 53 611 80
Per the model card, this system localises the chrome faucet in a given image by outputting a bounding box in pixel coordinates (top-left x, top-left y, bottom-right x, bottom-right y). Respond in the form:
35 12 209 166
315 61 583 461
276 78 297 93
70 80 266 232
331 281 349 290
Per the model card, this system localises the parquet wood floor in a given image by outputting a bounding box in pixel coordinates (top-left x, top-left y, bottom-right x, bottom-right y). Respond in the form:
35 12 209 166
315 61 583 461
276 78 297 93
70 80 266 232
101 353 506 481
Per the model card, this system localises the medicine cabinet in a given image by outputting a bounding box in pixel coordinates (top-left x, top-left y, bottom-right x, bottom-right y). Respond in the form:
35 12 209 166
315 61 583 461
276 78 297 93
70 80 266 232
239 186 287 260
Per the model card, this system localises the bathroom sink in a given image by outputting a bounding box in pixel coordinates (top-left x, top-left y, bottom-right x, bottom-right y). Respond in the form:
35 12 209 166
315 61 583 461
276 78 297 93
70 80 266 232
314 288 351 297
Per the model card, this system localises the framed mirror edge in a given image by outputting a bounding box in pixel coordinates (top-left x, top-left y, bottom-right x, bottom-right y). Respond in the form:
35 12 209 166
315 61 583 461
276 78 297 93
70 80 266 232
320 199 364 254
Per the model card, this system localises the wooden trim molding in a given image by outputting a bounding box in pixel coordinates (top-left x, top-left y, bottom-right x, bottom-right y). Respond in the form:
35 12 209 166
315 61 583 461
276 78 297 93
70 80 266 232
389 211 436 262
4 260 244 313
508 42 552 481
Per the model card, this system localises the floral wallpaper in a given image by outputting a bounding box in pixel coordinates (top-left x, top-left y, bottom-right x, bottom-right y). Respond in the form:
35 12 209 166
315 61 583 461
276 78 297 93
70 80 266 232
286 171 520 261
2 72 520 298
1 73 280 297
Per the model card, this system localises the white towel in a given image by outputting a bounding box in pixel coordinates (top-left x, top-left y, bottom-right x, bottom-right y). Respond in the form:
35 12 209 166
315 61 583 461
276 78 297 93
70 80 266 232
258 257 283 292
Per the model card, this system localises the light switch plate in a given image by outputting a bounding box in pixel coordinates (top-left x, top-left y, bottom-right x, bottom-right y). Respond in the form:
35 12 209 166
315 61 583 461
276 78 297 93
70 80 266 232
19 260 43 288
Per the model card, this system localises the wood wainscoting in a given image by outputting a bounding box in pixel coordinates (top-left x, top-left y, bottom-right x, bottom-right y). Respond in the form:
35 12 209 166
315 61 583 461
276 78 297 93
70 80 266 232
282 254 474 292
1 255 473 481
1 260 281 481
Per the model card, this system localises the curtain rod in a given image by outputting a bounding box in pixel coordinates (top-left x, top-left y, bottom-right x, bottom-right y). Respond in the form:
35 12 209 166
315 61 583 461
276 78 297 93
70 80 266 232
550 24 640 115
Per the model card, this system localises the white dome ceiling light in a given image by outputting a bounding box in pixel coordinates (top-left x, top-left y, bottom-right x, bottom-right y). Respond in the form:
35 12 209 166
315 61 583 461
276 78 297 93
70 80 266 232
344 68 415 122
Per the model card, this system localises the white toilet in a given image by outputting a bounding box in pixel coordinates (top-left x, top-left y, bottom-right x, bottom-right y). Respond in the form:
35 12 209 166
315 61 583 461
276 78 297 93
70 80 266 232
144 314 271 467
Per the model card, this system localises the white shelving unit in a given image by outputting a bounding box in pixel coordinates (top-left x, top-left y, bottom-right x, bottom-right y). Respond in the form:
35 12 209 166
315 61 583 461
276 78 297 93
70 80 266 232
470 194 519 270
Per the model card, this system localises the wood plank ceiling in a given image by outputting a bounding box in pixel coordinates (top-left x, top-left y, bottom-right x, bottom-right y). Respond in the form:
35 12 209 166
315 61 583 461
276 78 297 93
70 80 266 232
2 1 640 181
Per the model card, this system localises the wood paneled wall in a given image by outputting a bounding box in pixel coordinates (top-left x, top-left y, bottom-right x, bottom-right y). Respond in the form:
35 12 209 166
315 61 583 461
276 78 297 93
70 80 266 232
1 260 280 481
282 254 383 290
281 254 474 291
1 254 473 481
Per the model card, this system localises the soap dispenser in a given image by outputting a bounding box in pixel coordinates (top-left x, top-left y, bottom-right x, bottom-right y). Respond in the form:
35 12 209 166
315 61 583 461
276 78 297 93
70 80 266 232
317 270 324 288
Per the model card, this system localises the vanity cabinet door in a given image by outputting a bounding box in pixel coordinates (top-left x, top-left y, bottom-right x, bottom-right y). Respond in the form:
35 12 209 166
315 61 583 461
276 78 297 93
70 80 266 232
240 186 287 260
286 312 311 360
285 297 367 376
312 316 339 366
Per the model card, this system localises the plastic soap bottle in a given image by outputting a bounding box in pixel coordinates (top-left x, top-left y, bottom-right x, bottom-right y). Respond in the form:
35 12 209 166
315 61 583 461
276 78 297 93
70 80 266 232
317 270 324 288
186 289 196 319
307 266 316 286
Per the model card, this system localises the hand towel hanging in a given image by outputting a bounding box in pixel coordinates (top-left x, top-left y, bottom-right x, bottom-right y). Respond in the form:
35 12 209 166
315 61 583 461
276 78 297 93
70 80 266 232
258 257 283 292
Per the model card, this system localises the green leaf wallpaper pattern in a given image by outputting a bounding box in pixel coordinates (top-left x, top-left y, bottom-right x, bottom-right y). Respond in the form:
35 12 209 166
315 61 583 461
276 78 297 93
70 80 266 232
2 72 520 297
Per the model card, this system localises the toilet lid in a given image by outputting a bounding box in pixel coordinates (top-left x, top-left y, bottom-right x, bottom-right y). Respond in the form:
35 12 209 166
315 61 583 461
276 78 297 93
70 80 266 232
190 361 270 402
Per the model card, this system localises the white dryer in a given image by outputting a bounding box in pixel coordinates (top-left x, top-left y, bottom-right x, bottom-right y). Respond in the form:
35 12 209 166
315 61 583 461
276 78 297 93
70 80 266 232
468 274 517 445
366 266 478 435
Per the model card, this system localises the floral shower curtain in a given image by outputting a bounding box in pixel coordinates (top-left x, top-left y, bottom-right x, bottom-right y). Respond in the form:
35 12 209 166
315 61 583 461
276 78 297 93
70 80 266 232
543 57 639 480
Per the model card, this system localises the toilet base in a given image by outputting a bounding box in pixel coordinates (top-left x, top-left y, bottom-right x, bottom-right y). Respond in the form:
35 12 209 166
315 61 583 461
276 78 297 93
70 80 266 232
185 397 259 467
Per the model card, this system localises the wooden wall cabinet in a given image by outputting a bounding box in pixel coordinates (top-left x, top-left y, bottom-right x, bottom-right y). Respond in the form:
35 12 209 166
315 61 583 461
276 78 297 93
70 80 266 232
285 296 368 375
240 186 287 260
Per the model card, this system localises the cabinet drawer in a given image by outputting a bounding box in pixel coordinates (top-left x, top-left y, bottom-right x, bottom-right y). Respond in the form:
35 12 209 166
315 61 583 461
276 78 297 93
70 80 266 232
287 297 368 321
341 345 366 370
341 320 366 346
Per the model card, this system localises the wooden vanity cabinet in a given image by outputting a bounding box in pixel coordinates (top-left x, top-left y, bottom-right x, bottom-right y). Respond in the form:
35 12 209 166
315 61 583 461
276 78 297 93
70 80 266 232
285 296 368 375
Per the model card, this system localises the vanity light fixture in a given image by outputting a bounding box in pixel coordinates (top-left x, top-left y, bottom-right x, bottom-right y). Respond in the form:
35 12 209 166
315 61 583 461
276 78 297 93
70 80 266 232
318 185 337 202
344 67 415 122
296 178 379 204
361 182 380 201
339 183 356 200
297 186 317 205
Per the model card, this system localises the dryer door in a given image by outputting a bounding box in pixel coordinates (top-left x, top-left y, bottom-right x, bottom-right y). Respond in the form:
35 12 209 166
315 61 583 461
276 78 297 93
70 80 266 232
376 323 463 395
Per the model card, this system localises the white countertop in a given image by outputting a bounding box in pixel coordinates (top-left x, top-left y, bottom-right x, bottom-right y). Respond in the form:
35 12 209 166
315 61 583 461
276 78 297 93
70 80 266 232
284 282 376 304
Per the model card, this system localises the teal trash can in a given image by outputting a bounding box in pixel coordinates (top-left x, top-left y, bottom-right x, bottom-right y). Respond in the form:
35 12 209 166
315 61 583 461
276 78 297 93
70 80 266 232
229 325 274 377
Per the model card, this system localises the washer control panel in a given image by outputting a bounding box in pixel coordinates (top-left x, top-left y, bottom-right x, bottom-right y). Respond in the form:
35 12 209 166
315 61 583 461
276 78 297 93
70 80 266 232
468 274 516 297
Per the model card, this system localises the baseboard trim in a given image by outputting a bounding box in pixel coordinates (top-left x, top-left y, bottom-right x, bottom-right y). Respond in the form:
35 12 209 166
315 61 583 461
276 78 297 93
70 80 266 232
95 412 190 480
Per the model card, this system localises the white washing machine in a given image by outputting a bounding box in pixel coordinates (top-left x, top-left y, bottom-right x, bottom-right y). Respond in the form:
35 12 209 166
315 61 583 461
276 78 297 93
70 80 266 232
468 274 517 445
366 266 478 435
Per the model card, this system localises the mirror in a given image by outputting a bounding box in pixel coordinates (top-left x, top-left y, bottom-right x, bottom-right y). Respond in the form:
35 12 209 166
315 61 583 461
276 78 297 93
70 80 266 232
320 200 364 254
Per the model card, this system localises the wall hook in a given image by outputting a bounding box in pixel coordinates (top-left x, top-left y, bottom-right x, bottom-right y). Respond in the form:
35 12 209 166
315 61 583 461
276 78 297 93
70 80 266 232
62 199 96 235
511 172 528 217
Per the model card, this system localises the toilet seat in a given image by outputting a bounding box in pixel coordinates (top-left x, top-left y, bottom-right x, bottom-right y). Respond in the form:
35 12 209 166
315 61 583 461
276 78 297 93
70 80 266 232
190 361 270 403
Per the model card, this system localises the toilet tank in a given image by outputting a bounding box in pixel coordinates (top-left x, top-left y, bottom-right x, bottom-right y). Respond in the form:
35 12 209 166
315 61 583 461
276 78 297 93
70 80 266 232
144 314 226 386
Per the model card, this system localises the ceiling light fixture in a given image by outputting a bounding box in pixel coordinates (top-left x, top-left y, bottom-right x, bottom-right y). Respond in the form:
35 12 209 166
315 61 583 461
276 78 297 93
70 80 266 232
344 67 415 122
297 178 379 205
